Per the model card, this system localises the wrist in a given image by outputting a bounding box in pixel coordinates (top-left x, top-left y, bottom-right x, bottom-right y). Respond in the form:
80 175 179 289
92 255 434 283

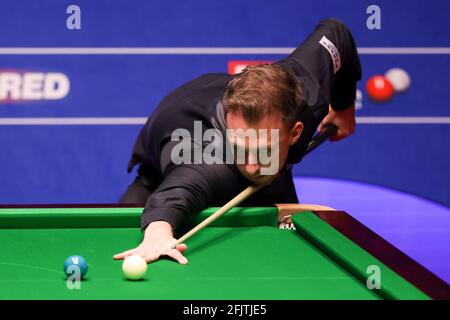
145 220 173 238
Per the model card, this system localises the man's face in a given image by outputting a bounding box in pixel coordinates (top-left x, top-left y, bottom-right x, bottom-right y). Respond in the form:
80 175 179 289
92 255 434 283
226 111 302 185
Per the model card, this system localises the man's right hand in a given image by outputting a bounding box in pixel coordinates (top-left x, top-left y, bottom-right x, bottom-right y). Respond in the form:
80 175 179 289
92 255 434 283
317 104 356 142
113 220 188 264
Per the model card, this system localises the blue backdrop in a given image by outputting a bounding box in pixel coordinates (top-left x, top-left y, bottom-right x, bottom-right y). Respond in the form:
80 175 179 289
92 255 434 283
0 0 449 207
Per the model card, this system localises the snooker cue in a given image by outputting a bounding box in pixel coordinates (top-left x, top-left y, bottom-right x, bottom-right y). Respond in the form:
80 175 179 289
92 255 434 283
173 123 338 247
304 124 337 156
174 184 262 245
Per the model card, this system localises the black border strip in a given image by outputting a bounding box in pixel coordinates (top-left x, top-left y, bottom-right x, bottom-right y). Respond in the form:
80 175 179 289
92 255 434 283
313 211 450 300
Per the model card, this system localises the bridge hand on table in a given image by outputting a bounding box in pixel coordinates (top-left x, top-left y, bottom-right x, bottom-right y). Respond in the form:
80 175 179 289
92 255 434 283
113 221 188 265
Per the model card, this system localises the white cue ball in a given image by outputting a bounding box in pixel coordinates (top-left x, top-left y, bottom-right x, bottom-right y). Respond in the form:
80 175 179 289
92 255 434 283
385 68 411 92
122 255 148 280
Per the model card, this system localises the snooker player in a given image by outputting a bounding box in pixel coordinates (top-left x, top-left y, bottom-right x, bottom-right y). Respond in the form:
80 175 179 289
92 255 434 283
114 18 362 264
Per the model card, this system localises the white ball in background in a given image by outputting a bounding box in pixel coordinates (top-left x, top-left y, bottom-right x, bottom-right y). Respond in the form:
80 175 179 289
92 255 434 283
122 255 148 280
385 68 411 92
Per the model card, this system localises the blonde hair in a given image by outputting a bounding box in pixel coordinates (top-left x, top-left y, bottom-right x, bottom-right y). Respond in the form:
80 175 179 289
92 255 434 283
223 64 303 128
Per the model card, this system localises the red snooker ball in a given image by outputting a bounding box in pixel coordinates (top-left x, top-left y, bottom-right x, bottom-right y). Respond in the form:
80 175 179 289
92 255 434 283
366 75 394 102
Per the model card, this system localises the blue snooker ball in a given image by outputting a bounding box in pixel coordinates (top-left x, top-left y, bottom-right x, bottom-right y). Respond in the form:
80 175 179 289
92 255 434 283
64 255 88 279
